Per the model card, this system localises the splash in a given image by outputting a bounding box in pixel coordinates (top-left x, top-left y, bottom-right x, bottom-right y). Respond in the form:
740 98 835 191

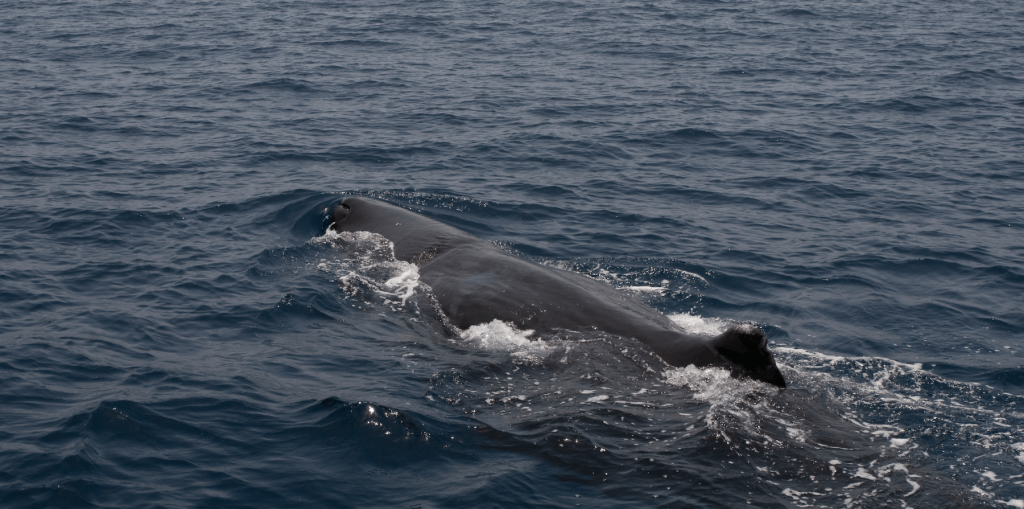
460 319 561 364
623 285 668 295
311 230 425 311
666 312 731 336
663 364 781 447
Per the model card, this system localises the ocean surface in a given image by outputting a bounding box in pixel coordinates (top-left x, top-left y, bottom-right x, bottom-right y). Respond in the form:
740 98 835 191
2 0 1023 507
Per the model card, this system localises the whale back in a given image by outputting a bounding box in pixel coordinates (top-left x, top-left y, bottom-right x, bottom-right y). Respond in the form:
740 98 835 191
327 197 785 388
330 197 479 261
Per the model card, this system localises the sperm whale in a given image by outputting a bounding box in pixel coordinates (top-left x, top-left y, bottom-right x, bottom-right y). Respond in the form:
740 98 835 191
329 197 785 388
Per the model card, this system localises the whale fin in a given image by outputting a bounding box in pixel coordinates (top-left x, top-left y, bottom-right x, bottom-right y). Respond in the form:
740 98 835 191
707 325 786 388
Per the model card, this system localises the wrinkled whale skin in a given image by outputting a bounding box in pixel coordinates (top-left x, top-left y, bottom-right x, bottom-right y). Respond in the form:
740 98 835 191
330 197 785 388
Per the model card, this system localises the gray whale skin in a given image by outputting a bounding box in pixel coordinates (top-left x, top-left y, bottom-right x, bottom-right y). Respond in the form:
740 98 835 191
330 197 785 388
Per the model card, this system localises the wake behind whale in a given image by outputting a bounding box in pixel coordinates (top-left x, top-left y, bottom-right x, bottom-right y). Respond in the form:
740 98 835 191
328 197 786 388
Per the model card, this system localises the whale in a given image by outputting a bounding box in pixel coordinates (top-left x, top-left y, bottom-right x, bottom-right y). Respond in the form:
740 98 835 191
328 197 785 388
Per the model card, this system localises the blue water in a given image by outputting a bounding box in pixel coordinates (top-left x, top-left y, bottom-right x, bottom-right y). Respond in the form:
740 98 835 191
2 0 1023 507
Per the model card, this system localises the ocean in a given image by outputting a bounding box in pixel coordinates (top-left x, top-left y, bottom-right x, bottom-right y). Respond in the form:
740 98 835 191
1 0 1022 507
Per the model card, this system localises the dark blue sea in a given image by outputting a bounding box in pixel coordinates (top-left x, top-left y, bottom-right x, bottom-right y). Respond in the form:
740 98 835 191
2 0 1023 507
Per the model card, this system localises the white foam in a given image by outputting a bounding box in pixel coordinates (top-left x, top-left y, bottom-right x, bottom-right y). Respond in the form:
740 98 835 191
678 271 709 285
1014 446 1024 464
782 487 823 499
662 363 782 446
383 266 420 305
666 313 730 336
906 479 921 496
663 364 738 397
786 426 808 443
312 230 426 309
623 285 667 295
460 319 558 363
776 346 923 372
461 319 535 349
877 463 909 475
973 486 994 498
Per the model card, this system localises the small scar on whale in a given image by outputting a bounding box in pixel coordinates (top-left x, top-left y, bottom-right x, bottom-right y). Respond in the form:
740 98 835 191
328 196 785 388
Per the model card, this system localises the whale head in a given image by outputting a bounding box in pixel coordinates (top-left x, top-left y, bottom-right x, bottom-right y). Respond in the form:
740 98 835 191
327 197 477 262
329 201 351 229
